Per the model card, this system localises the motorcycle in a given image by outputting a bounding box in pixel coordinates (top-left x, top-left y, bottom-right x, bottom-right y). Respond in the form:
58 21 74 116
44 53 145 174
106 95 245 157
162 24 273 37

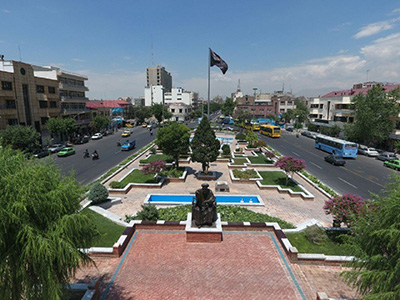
92 153 99 160
83 152 90 158
117 141 121 147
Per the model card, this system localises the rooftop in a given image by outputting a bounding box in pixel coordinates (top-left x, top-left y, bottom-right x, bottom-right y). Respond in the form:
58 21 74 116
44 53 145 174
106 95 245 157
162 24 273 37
322 84 400 98
86 100 129 109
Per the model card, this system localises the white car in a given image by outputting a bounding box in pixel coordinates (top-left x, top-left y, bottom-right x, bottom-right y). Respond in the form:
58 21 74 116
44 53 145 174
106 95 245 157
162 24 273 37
359 147 379 157
91 133 103 140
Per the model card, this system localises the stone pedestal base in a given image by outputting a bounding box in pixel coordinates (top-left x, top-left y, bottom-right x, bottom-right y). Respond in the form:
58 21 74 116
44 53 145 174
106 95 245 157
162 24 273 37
185 213 222 243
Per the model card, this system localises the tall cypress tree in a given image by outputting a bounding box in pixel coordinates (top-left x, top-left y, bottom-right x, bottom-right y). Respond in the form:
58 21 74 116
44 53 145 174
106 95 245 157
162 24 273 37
191 117 220 173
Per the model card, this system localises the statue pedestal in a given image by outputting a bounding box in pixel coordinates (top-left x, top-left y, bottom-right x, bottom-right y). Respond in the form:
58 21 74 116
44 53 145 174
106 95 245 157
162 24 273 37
185 213 222 243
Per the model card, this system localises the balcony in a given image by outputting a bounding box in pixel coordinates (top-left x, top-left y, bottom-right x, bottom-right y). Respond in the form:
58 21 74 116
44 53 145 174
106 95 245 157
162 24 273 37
59 82 89 91
0 104 17 115
62 107 90 114
60 96 89 102
333 109 353 117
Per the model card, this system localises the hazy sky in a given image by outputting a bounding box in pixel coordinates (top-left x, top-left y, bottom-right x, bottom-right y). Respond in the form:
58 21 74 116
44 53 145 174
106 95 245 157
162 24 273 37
1 0 400 99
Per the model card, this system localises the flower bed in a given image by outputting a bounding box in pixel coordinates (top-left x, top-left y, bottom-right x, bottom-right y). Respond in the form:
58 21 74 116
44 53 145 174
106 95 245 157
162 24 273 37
161 167 188 182
230 168 262 183
256 171 314 200
109 169 164 194
247 154 274 165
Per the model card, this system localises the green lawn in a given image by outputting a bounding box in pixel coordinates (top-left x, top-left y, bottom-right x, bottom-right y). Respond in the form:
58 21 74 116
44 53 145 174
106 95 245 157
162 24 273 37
127 205 295 229
232 158 248 165
140 154 174 164
285 232 352 256
110 169 160 188
258 171 304 192
248 154 273 164
81 208 125 247
232 169 259 179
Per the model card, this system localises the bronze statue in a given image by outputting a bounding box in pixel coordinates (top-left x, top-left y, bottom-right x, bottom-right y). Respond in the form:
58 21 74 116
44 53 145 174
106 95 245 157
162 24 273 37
192 183 218 227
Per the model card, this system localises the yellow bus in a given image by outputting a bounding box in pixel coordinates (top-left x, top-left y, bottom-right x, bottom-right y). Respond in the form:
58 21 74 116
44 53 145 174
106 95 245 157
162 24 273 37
252 123 260 131
260 125 281 138
244 123 253 130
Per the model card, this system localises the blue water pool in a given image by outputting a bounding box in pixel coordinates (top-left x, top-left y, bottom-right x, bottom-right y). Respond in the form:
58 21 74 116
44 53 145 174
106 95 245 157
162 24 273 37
145 194 263 206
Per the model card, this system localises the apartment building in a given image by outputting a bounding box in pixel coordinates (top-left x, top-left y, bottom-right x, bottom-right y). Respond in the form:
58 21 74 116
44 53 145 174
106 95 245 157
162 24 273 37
33 65 89 122
0 60 60 132
164 87 193 106
146 65 172 92
168 102 191 122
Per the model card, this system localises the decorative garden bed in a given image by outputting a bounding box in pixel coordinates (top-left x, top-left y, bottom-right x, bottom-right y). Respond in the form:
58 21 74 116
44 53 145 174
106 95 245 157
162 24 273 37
139 154 174 165
256 171 314 200
247 152 275 167
229 168 262 183
163 167 188 182
227 157 251 168
108 168 165 194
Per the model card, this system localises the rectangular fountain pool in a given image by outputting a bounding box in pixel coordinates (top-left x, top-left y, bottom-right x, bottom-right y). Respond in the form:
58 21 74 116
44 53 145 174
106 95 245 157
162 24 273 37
144 194 264 206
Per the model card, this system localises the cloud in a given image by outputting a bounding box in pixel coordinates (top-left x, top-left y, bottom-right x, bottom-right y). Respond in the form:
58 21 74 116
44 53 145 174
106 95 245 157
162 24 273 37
337 49 348 54
391 8 400 14
1 9 10 14
360 32 400 61
354 18 400 39
330 22 351 32
72 58 85 62
86 70 145 99
123 56 132 60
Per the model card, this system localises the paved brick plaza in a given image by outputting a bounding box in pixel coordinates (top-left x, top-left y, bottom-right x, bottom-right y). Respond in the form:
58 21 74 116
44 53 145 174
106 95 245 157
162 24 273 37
103 231 305 300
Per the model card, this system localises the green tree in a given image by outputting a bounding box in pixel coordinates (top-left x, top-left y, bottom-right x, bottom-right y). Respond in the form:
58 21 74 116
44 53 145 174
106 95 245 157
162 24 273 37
151 103 172 123
133 106 152 123
246 130 259 147
92 115 110 132
88 183 109 204
342 176 400 299
0 148 96 299
0 125 40 150
235 109 251 124
344 86 400 146
156 122 190 167
191 117 220 173
46 118 76 141
293 99 309 124
221 97 236 116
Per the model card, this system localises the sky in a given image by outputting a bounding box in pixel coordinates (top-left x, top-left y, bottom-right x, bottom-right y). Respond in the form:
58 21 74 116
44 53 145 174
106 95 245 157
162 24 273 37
1 0 400 99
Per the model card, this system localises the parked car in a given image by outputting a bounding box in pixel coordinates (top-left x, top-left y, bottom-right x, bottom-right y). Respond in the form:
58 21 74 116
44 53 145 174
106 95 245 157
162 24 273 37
377 152 397 162
121 130 131 137
91 133 103 140
142 123 147 128
72 135 89 144
57 147 75 157
358 146 379 156
48 144 66 153
121 140 136 151
286 126 294 132
33 149 50 158
324 154 346 166
384 159 400 170
301 131 317 139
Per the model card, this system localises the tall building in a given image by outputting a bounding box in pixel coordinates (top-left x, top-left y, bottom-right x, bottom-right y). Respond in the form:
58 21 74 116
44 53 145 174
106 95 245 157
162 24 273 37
146 65 172 92
0 60 60 132
164 87 193 106
32 65 89 121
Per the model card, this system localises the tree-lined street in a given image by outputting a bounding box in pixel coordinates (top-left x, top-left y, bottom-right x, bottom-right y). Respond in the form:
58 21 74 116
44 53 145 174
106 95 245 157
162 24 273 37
52 126 157 185
258 130 393 199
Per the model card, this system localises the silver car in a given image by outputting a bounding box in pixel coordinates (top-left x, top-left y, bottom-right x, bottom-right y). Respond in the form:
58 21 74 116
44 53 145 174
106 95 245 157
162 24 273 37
48 144 66 153
377 153 397 161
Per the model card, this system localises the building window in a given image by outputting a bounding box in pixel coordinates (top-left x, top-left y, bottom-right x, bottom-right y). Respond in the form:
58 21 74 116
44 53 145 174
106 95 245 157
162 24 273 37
48 86 56 94
8 118 18 125
2 81 12 91
179 109 183 113
50 101 57 108
36 85 45 93
280 101 285 105
287 101 292 105
39 101 48 108
41 117 49 125
171 109 175 113
5 100 16 108
310 104 319 108
280 109 285 113
319 104 323 109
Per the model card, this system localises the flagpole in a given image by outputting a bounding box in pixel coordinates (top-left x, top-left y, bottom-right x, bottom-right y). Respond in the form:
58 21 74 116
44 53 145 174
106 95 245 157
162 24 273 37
207 48 211 120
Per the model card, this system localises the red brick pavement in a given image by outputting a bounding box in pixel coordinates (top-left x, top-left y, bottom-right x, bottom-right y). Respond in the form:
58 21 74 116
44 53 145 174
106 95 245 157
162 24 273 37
105 231 305 300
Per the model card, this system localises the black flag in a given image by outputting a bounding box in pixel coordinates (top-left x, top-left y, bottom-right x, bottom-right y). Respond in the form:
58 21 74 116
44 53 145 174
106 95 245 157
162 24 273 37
210 48 228 74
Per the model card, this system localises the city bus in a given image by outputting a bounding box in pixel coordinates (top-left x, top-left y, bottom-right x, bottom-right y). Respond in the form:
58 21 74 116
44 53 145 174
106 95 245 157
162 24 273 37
260 125 281 138
244 122 253 130
252 122 260 131
315 135 358 158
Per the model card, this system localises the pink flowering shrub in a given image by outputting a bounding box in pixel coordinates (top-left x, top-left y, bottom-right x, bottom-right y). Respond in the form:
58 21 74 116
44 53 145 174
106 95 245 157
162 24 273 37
323 194 367 227
275 156 306 184
142 160 166 175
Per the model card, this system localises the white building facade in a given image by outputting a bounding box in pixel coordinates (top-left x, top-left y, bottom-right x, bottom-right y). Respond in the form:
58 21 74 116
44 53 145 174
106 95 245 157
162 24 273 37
164 87 193 106
144 85 164 106
168 102 191 122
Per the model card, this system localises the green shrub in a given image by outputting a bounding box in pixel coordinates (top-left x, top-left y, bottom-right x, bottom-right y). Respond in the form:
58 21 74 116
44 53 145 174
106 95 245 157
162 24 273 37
304 225 327 245
235 133 246 140
133 205 159 221
88 183 109 204
222 144 231 156
150 146 157 154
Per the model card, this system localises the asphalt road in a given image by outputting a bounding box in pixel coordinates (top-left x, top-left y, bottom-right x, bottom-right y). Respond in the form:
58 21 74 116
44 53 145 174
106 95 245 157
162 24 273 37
257 130 395 199
52 126 157 185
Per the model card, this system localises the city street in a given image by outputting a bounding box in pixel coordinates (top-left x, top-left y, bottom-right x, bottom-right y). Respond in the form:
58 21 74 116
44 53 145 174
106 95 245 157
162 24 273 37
52 126 157 185
258 130 395 199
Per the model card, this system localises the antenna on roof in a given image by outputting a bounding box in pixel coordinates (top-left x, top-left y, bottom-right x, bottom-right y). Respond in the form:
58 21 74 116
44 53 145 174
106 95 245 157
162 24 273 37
18 45 22 61
237 79 241 91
